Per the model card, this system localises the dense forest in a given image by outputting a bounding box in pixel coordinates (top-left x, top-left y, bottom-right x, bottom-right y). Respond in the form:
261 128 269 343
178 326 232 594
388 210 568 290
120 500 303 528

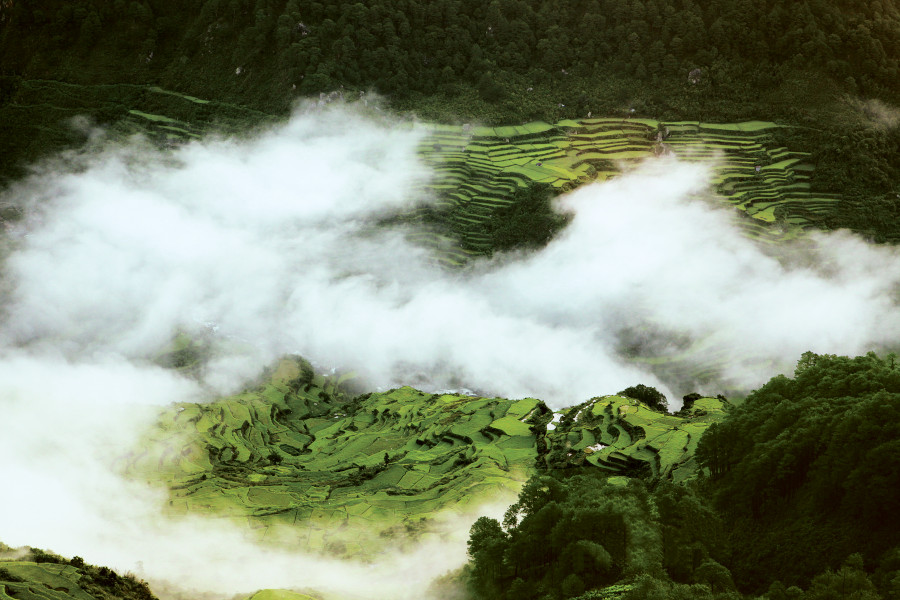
465 352 900 599
3 0 899 105
1 0 899 239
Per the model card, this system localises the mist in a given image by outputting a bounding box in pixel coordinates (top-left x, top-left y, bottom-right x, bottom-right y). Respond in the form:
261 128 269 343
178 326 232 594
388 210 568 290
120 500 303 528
3 102 900 598
0 351 508 599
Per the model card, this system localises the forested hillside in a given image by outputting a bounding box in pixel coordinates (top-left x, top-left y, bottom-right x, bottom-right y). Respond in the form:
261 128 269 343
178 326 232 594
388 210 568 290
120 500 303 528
2 0 899 240
4 0 899 106
463 352 900 599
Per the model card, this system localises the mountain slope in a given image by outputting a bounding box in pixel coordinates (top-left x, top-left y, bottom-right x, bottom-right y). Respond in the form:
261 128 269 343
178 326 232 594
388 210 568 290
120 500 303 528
127 357 726 556
0 549 156 600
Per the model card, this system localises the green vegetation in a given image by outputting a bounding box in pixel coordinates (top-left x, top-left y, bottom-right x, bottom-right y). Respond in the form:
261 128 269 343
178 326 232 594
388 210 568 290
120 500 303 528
465 352 900 599
412 117 839 263
4 3 900 599
1 1 899 242
129 357 726 556
540 394 727 482
466 475 727 600
695 351 900 591
129 357 547 556
0 79 274 185
245 590 319 600
0 546 156 600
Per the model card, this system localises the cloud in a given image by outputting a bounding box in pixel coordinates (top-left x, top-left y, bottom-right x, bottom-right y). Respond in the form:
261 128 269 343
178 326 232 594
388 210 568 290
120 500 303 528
0 351 505 600
4 102 900 598
485 159 900 390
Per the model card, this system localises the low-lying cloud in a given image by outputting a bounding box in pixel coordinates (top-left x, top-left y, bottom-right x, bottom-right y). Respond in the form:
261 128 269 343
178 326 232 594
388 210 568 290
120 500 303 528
0 352 504 600
3 102 900 598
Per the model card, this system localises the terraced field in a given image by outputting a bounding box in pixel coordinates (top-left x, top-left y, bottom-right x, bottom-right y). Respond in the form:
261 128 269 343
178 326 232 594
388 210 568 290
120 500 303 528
127 357 546 556
415 118 838 262
0 557 152 600
129 357 726 556
3 80 834 264
245 590 319 600
543 395 729 483
0 79 274 180
0 562 93 600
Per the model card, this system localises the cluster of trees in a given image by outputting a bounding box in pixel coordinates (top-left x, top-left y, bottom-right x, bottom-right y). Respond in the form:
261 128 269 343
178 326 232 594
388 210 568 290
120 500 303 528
467 475 730 600
475 184 571 254
466 352 900 599
1 1 898 238
618 384 668 413
695 351 900 590
5 0 898 100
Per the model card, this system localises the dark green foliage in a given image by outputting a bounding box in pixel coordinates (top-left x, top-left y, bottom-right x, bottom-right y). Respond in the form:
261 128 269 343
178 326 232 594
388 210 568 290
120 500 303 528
468 517 508 598
695 351 900 591
618 385 668 413
463 352 900 598
7 0 897 109
0 567 24 582
622 575 722 600
29 548 64 564
802 555 881 600
467 474 729 599
1 0 899 246
653 481 726 585
675 393 701 416
477 185 570 254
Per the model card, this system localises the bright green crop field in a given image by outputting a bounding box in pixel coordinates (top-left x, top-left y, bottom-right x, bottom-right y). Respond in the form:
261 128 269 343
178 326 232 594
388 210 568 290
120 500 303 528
127 357 726 557
414 117 835 264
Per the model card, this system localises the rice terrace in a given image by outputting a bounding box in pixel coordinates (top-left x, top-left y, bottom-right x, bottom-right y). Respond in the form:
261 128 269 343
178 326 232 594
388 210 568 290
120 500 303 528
126 357 727 559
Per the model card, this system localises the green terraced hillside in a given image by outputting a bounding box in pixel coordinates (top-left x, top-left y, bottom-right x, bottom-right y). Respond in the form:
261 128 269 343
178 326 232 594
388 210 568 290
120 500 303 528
0 79 274 181
416 118 837 263
129 358 727 556
128 357 547 557
1 79 835 265
543 395 729 483
245 590 320 600
0 554 155 600
0 562 96 600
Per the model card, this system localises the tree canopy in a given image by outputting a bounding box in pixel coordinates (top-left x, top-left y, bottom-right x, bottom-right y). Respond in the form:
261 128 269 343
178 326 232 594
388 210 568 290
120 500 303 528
695 351 900 590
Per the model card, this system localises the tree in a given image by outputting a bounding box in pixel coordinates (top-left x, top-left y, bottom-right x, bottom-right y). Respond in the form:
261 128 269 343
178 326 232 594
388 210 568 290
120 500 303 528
78 12 102 49
696 352 900 590
804 554 881 600
693 558 736 593
476 183 570 254
618 384 668 413
561 573 584 597
468 517 507 596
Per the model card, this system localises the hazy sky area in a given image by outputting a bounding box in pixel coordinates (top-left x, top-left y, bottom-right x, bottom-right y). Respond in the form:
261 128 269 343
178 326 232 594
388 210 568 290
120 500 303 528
2 103 900 598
